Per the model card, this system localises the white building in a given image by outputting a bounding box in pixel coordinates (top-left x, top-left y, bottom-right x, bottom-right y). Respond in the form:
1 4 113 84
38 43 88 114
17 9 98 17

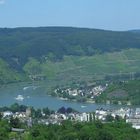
3 111 13 118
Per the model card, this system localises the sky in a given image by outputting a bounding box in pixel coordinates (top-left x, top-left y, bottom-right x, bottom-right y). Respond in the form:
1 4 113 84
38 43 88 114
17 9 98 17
0 0 140 31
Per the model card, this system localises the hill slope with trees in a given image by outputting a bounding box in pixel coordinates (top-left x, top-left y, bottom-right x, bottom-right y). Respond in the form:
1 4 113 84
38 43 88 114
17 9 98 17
0 27 140 87
0 27 140 70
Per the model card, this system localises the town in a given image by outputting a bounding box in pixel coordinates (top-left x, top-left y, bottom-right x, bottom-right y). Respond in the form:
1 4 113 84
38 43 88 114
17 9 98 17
53 84 108 102
1 103 140 131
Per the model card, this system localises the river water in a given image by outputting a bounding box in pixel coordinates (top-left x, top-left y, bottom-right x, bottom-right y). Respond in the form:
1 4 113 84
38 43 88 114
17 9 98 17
0 82 136 112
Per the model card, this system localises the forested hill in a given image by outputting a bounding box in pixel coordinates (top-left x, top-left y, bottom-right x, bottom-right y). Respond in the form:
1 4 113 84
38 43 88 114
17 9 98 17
129 30 140 33
0 27 140 69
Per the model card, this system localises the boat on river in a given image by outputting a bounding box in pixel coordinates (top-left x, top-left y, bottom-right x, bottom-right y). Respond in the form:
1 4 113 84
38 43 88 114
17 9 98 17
15 95 24 101
23 86 30 90
81 105 87 108
23 86 39 90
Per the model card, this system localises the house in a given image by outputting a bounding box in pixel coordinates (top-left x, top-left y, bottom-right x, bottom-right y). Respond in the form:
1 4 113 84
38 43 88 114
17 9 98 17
3 111 13 118
135 108 140 118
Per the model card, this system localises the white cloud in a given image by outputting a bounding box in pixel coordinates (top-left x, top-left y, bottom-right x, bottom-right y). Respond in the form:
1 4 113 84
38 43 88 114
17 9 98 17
0 0 5 5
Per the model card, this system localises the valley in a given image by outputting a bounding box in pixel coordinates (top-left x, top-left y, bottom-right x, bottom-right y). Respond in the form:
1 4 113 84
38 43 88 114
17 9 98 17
0 27 140 105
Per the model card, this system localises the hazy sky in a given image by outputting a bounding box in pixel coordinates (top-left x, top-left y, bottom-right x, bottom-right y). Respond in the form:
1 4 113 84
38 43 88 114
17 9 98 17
0 0 140 31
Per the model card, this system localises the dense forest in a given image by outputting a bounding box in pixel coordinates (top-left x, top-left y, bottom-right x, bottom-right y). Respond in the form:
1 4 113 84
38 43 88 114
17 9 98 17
26 121 140 140
0 27 140 70
0 119 140 140
0 27 140 84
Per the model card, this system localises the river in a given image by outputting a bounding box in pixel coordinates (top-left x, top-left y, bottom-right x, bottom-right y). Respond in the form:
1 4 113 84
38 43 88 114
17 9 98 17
0 82 137 112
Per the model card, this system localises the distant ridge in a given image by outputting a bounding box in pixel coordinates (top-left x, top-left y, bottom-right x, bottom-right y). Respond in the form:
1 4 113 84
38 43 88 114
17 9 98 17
0 27 140 85
0 26 140 69
128 29 140 33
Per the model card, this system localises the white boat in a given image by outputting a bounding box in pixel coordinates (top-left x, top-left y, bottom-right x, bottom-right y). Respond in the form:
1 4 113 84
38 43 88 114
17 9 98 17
81 105 87 108
15 95 24 101
23 87 30 90
23 86 39 90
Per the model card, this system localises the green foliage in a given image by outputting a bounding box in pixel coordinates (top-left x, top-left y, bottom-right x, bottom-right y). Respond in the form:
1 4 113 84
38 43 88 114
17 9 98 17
9 132 18 140
101 80 140 105
10 117 21 128
0 120 10 140
0 103 27 112
22 49 140 83
0 27 140 70
106 114 114 122
42 107 51 116
0 117 140 140
0 27 140 84
23 57 41 75
23 58 56 79
0 58 26 84
24 121 140 140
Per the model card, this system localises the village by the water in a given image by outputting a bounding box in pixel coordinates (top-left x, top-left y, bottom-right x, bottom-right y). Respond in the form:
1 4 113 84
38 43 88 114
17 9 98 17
1 104 140 133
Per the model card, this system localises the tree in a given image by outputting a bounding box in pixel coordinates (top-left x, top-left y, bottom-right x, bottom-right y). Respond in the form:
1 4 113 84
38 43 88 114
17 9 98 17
95 120 103 129
106 114 114 122
57 107 66 114
10 117 21 128
98 130 113 140
43 107 51 116
19 105 27 112
10 103 20 113
115 115 122 122
66 107 73 113
35 109 42 118
0 120 10 140
0 113 2 120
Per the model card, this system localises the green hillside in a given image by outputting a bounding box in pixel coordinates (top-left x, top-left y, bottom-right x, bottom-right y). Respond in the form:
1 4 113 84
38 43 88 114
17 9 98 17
98 80 140 105
0 27 140 70
23 49 140 83
0 58 26 84
0 27 140 86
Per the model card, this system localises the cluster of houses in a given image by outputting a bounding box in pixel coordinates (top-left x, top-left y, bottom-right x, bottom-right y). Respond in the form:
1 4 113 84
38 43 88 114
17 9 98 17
1 106 140 129
126 108 140 129
2 108 31 119
1 107 94 126
38 112 94 125
54 85 107 99
95 108 129 121
1 108 32 127
38 107 140 130
95 107 140 129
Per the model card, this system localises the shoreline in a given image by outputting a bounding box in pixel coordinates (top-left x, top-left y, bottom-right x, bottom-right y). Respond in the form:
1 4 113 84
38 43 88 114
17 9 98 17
48 94 135 106
0 82 137 107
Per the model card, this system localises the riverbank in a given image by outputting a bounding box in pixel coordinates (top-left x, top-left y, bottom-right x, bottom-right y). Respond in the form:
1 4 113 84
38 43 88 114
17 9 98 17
0 81 139 112
48 93 133 107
